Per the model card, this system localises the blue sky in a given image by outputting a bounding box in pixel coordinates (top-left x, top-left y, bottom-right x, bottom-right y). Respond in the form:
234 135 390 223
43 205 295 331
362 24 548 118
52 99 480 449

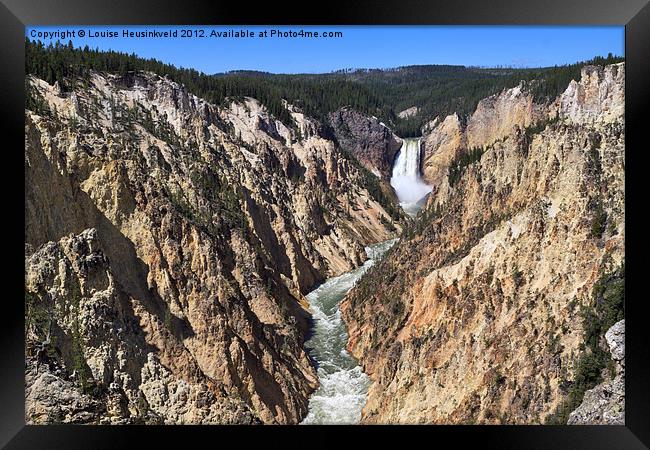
26 26 624 74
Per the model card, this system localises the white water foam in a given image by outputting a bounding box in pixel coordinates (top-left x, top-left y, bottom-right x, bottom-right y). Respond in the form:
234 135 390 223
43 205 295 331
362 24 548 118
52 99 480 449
390 138 432 215
301 239 397 424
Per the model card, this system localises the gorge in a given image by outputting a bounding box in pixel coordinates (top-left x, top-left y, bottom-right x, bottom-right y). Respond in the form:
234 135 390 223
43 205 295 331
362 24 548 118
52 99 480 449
301 136 431 422
300 239 396 424
24 41 625 425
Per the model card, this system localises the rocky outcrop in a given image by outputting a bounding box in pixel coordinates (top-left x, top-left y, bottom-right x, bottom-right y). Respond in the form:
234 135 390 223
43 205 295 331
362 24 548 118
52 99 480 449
558 64 625 125
465 81 547 149
25 70 402 424
328 107 402 179
420 114 465 190
421 81 547 189
397 106 419 119
567 320 625 425
25 229 259 424
421 63 625 191
26 229 134 425
341 63 625 424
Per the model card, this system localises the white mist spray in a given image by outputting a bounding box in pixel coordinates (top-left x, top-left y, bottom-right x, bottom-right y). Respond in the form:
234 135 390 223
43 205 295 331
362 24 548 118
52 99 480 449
390 138 432 212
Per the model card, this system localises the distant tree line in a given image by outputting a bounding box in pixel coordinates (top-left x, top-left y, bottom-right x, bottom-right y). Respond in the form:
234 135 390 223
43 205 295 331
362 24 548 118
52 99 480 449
25 39 623 138
25 39 297 126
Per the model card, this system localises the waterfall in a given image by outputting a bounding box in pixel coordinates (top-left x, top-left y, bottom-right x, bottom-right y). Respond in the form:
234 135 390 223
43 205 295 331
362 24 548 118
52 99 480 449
390 138 432 214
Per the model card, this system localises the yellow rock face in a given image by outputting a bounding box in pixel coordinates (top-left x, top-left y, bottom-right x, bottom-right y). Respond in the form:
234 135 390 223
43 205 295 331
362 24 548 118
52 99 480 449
341 63 625 424
24 71 402 424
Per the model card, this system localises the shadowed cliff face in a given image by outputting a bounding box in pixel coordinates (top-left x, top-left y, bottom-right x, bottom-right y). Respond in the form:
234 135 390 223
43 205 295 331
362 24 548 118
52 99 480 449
341 63 624 424
24 70 402 424
328 107 403 180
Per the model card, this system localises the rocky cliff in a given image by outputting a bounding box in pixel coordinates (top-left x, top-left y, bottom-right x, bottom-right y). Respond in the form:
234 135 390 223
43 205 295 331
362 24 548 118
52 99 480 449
567 320 624 425
341 63 625 424
420 81 547 192
328 107 402 180
24 70 402 424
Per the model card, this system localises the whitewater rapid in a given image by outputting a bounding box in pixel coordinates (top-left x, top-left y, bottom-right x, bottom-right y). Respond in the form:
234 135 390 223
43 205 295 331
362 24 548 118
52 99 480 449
390 138 432 216
301 239 397 424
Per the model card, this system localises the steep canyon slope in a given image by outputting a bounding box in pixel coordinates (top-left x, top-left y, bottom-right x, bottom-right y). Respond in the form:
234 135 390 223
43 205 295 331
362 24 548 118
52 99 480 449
24 70 403 424
328 107 402 180
341 63 625 424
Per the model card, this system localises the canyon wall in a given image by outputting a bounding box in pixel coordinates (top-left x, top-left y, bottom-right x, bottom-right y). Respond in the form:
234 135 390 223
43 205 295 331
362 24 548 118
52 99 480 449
328 107 402 180
567 320 624 425
341 63 625 424
24 70 402 424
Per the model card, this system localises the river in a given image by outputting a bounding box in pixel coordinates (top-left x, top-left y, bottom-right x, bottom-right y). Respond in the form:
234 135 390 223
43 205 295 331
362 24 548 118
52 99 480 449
301 137 428 423
300 239 397 424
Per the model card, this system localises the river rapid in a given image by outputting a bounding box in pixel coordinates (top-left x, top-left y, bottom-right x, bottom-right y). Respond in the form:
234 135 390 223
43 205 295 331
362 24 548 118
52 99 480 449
300 239 397 424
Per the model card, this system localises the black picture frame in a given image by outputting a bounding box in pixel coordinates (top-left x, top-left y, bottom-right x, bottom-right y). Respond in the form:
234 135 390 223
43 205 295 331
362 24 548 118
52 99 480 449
4 0 649 448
